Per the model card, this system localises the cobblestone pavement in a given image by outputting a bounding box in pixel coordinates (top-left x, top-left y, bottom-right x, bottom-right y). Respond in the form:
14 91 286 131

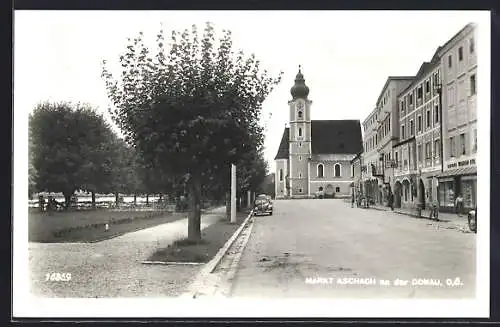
230 199 476 299
29 207 225 298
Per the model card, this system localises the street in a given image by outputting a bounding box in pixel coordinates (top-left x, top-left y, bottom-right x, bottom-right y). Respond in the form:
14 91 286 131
230 199 476 299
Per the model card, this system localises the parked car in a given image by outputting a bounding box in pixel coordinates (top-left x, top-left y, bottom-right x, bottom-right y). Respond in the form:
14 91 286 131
253 195 273 216
468 207 477 233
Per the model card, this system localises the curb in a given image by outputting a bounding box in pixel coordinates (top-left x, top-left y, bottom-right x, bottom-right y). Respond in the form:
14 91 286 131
141 261 204 266
181 210 254 298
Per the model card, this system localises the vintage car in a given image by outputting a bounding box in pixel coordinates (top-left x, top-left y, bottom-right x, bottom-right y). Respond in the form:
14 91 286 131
253 195 273 216
468 207 477 233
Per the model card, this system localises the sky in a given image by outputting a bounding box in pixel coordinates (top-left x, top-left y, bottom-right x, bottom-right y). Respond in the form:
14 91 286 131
14 10 487 170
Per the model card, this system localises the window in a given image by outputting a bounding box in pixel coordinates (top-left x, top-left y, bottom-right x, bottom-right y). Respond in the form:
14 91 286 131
299 172 302 178
395 151 398 166
388 117 390 131
299 155 302 161
425 80 430 93
400 101 405 113
434 139 441 159
298 128 302 137
458 46 464 61
426 110 431 128
401 125 405 139
334 164 341 177
470 37 475 53
470 74 476 95
473 129 477 152
299 142 302 147
335 187 340 193
351 165 354 177
299 188 303 193
409 94 413 105
317 164 324 178
425 142 431 159
460 133 466 155
418 144 423 163
279 169 283 181
448 55 452 68
417 116 422 132
298 111 303 119
417 86 423 99
449 137 455 157
435 104 439 123
409 120 413 136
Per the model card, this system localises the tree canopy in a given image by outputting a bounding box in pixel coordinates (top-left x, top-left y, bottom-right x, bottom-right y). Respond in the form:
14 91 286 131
102 22 282 240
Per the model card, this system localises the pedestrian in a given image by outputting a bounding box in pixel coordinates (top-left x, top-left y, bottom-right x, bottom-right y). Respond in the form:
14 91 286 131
351 192 355 208
455 193 464 216
388 192 394 211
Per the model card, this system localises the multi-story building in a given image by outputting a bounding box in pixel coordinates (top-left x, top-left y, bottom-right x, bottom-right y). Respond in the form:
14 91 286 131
360 77 413 205
274 68 363 199
373 77 414 205
436 23 477 212
361 108 380 202
393 55 442 210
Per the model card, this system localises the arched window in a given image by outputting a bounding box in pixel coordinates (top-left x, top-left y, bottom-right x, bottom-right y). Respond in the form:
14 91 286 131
298 128 302 137
334 163 341 177
279 169 283 181
317 164 324 178
298 111 303 119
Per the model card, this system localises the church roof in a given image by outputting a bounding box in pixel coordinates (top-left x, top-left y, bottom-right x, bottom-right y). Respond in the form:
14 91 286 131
274 120 363 160
274 127 289 160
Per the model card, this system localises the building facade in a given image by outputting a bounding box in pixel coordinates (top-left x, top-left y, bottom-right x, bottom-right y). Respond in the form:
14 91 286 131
436 23 477 212
274 68 363 199
394 57 442 210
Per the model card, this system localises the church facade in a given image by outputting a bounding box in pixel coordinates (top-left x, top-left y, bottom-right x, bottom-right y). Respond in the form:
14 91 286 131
274 68 363 199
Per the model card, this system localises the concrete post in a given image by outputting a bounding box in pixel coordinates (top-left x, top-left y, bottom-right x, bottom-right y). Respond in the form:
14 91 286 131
247 190 251 209
231 164 237 223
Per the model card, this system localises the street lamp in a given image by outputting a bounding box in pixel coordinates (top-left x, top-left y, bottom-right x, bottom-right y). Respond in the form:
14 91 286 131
434 81 445 173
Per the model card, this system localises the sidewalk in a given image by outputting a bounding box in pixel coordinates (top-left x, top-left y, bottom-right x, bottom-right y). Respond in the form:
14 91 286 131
365 203 469 229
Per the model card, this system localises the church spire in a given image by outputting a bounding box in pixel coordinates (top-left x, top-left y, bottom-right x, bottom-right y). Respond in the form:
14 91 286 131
290 65 310 100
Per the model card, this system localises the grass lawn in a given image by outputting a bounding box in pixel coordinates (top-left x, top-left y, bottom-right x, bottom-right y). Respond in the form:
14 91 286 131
29 209 187 243
148 211 250 263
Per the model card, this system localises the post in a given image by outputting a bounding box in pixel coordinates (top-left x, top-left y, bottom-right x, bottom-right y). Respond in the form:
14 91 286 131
231 164 237 223
247 190 251 209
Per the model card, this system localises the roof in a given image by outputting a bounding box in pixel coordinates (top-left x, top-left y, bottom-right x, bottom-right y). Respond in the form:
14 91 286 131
274 127 289 159
436 166 476 178
274 120 363 159
399 56 440 97
437 23 476 57
375 76 415 107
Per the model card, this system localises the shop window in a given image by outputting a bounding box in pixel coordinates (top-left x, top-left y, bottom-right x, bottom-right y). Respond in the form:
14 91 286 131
462 179 476 208
439 180 456 208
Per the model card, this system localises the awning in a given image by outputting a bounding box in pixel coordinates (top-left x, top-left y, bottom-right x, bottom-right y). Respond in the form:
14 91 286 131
436 166 477 178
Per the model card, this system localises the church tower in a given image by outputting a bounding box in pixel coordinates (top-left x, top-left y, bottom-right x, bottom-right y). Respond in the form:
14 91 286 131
288 66 312 197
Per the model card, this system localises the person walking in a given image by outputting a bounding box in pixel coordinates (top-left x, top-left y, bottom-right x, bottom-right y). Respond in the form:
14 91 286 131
388 191 394 211
351 192 355 208
455 193 464 216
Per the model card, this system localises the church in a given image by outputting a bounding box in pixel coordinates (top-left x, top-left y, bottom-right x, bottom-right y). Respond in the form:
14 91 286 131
274 68 363 199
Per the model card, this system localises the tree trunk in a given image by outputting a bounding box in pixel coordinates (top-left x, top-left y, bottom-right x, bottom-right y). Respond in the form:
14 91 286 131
115 191 119 207
133 194 137 206
91 191 96 209
225 191 231 221
188 177 202 241
63 191 73 210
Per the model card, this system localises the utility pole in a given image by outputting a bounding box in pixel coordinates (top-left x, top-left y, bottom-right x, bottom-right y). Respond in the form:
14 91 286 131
231 163 237 223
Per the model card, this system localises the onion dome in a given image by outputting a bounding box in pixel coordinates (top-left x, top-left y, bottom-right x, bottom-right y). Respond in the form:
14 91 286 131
290 65 310 100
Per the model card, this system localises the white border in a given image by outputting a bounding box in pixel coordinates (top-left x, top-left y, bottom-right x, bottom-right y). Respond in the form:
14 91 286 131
13 10 490 319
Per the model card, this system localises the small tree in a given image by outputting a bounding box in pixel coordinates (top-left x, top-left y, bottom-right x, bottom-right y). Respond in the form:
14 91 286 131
102 22 282 241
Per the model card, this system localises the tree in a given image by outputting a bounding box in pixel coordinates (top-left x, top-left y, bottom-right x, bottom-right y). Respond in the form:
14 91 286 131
29 101 117 208
102 22 282 241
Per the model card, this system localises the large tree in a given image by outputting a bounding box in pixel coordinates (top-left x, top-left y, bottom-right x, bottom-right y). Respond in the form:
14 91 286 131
29 101 117 208
102 22 282 240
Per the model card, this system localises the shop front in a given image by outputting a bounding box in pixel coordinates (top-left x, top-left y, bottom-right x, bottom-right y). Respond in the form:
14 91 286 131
437 166 477 212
